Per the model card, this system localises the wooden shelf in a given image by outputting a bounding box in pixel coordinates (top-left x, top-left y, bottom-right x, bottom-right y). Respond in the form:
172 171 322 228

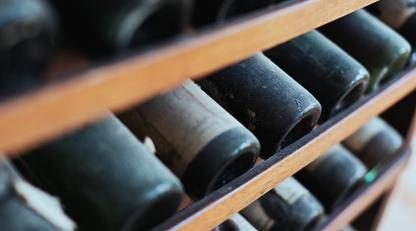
0 0 413 230
315 146 412 231
0 0 379 154
154 71 416 230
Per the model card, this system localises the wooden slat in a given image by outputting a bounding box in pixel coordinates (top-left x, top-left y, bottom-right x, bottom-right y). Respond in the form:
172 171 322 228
318 147 411 231
0 0 379 153
155 70 416 231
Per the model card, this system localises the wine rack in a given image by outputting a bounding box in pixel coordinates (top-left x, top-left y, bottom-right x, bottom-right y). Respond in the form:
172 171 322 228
0 0 380 154
154 72 415 230
0 0 415 230
315 147 411 231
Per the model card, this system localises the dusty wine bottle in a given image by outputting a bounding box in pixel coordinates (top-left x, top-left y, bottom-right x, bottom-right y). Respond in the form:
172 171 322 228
265 30 369 121
192 0 278 27
118 80 260 199
198 53 321 158
369 0 416 64
343 117 403 182
241 177 324 231
50 0 191 55
0 0 57 95
17 114 183 231
368 0 416 47
0 159 75 231
320 10 411 92
295 144 367 210
214 213 258 231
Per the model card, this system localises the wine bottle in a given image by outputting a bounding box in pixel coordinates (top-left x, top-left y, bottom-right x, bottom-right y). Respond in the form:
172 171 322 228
0 159 75 231
215 213 257 231
265 30 369 121
241 177 324 231
17 114 183 231
118 80 260 199
368 0 416 65
49 0 191 55
368 0 416 47
343 117 403 182
320 10 411 92
0 0 57 96
199 53 321 158
295 144 367 210
192 0 278 27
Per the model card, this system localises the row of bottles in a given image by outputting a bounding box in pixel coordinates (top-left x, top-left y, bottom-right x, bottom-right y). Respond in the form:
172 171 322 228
7 115 400 227
7 108 402 230
212 117 404 231
0 0 410 230
1 0 415 97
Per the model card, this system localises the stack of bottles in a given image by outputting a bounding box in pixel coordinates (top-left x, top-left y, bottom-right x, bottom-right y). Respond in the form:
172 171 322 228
1 0 413 97
0 0 411 230
212 117 403 231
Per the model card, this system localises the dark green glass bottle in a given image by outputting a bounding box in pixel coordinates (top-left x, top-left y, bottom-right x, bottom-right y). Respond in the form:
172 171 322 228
265 30 369 121
368 0 416 65
18 114 183 231
296 144 367 210
343 117 403 182
199 53 321 158
368 0 416 48
0 159 75 231
320 10 411 92
0 0 57 96
118 80 260 199
50 0 191 55
241 177 324 231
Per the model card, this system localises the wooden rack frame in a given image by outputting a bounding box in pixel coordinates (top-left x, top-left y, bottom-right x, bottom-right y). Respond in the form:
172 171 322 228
154 72 416 230
0 0 379 154
0 0 415 230
317 147 412 231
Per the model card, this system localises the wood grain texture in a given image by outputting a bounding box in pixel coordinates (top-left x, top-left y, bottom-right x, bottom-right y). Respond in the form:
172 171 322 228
0 0 378 153
154 71 416 231
318 147 411 231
